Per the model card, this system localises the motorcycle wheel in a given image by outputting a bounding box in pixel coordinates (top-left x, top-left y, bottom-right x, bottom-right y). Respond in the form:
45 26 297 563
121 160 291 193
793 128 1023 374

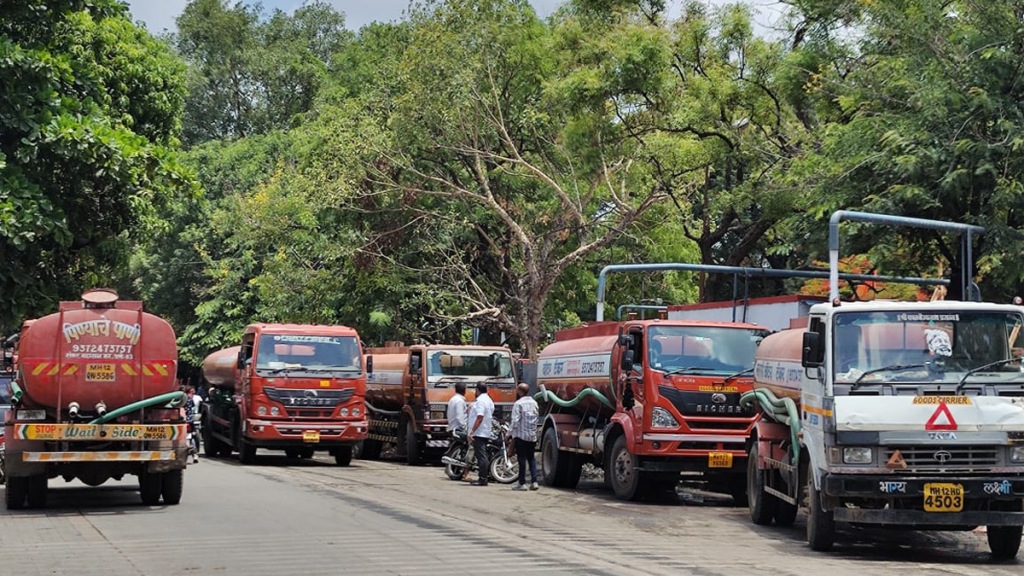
489 450 519 484
444 446 467 480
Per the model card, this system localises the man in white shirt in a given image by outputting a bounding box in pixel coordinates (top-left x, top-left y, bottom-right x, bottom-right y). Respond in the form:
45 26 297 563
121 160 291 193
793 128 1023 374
446 382 468 433
508 383 540 491
467 382 494 486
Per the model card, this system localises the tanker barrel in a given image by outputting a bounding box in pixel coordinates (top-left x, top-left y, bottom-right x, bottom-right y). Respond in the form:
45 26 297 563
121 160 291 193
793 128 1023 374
202 346 242 389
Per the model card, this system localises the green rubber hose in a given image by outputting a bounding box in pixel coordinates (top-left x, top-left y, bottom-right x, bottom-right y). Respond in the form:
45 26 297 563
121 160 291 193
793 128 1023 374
88 391 187 425
533 386 614 410
740 388 801 463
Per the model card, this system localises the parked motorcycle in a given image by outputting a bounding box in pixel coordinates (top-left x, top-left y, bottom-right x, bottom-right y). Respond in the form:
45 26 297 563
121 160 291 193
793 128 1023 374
187 412 201 464
442 420 518 484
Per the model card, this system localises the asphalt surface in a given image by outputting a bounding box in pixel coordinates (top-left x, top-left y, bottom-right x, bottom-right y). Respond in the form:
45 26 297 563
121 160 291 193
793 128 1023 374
0 451 1020 575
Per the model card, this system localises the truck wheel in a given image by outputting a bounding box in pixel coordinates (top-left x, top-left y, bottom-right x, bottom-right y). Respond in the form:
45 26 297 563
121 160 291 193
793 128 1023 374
988 499 1023 561
806 475 836 551
772 468 798 527
202 425 219 457
334 446 353 467
26 475 47 509
299 447 315 459
541 427 569 487
285 448 300 459
360 439 382 460
404 421 421 465
747 442 776 525
139 471 162 505
161 469 184 505
5 476 27 509
609 435 644 501
728 473 749 508
238 438 257 465
217 442 233 458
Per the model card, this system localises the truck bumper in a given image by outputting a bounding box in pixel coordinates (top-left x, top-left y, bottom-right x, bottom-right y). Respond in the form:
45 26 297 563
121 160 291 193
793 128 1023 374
823 474 1024 527
245 418 368 449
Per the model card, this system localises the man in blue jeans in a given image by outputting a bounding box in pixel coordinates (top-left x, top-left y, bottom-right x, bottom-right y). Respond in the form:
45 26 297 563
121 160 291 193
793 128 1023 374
508 383 540 491
467 382 494 486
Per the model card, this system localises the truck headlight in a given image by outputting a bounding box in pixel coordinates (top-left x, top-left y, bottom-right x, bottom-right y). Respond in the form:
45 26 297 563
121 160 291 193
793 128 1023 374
352 407 361 417
340 407 349 417
1011 445 1024 463
270 406 280 416
651 407 679 429
843 447 873 464
256 406 267 416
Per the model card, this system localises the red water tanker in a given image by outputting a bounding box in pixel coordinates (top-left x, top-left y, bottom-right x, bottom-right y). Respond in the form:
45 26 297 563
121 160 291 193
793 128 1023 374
3 289 188 510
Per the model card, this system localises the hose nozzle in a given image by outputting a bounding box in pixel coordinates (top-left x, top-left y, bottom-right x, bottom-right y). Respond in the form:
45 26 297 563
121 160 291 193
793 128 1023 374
94 402 107 417
68 401 80 419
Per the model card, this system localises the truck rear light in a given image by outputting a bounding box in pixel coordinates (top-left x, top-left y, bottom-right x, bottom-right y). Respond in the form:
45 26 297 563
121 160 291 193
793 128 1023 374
17 409 46 421
1011 446 1024 463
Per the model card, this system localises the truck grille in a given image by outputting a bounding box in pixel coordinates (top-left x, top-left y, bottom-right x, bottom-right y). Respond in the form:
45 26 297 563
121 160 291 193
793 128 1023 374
658 386 754 418
264 387 354 407
886 446 1000 471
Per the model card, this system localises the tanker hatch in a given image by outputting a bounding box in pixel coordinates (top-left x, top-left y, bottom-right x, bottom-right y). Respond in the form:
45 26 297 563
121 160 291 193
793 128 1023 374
81 288 120 308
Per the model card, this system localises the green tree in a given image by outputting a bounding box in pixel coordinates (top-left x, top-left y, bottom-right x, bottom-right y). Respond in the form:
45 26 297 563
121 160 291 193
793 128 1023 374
0 0 192 329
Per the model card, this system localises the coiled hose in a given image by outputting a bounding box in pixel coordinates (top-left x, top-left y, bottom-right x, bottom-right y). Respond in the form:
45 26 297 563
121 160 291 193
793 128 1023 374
533 385 614 410
88 391 187 425
739 388 801 464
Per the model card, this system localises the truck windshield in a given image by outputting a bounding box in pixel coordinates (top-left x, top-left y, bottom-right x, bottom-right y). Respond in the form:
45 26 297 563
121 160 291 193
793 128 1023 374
255 334 362 374
426 349 514 387
647 326 769 375
833 310 1024 386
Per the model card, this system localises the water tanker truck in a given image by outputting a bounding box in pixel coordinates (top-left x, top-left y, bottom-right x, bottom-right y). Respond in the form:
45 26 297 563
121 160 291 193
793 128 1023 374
743 212 1024 559
3 289 188 509
201 323 368 465
536 317 769 501
362 342 517 463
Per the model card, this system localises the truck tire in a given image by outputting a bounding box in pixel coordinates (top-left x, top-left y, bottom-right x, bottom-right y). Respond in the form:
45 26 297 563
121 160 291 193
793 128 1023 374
988 499 1023 561
404 421 421 465
285 448 300 459
139 471 162 505
360 439 382 460
238 437 257 465
202 424 218 457
806 475 836 551
541 426 570 487
299 447 315 459
609 435 645 501
728 473 748 508
26 474 47 509
161 469 184 505
334 446 353 467
5 476 27 509
747 442 776 525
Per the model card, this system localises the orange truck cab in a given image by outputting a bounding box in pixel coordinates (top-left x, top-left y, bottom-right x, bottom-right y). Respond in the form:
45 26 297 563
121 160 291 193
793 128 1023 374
536 318 770 501
201 323 368 466
362 343 517 464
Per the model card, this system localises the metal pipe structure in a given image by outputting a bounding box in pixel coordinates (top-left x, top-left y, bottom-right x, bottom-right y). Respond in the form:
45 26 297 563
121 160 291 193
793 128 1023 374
616 305 669 320
595 263 949 322
828 211 984 303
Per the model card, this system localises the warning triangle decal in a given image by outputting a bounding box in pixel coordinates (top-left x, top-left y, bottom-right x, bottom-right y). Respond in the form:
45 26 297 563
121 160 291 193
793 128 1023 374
924 402 958 431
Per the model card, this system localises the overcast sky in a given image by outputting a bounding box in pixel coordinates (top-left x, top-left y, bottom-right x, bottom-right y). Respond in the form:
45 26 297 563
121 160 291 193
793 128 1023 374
125 1 786 35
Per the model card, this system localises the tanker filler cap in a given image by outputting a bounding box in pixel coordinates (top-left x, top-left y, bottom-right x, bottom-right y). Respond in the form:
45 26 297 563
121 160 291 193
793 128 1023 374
81 288 119 308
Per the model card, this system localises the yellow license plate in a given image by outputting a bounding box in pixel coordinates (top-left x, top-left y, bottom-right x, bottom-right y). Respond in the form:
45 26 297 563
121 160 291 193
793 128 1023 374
708 452 733 468
923 483 964 512
302 430 320 443
85 363 116 382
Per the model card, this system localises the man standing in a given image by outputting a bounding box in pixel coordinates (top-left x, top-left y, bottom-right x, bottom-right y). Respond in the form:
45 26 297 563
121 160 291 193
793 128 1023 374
446 382 468 434
509 383 540 491
467 382 494 486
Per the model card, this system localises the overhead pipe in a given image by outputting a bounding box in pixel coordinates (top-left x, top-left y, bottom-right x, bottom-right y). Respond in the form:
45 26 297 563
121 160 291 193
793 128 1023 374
595 263 948 321
616 304 668 320
828 211 984 303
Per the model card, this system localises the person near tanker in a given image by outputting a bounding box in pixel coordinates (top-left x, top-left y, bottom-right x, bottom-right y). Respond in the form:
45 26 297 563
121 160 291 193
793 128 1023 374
445 382 474 480
508 383 540 491
467 382 494 486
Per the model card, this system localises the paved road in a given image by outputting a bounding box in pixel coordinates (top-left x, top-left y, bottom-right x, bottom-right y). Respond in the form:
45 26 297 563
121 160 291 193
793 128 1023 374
0 452 1020 575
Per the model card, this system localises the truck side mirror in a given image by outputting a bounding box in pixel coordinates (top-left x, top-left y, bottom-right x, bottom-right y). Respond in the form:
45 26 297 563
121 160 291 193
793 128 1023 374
802 332 824 367
409 355 420 374
236 350 246 370
366 355 374 374
621 348 634 372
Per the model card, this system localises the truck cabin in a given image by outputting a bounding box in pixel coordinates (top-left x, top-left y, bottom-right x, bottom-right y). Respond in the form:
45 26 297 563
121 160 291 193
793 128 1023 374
425 349 514 388
829 309 1024 388
625 324 769 376
240 333 363 375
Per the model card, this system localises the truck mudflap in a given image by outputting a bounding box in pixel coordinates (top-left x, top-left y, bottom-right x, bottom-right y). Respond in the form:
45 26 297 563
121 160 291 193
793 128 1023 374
823 474 1024 526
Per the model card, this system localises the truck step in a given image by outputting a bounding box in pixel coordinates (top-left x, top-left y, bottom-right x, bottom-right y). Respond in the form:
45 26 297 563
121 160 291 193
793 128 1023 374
764 456 796 473
764 485 798 506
